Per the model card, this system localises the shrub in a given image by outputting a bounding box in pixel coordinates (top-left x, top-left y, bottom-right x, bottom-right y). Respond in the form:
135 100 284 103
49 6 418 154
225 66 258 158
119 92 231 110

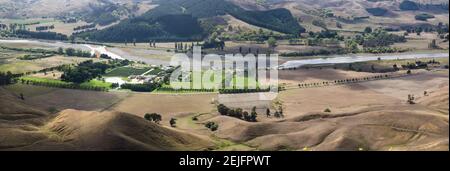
205 121 219 131
415 13 435 21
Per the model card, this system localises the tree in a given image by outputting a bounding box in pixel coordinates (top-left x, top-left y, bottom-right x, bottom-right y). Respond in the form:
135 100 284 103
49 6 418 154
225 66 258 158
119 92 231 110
20 93 24 100
364 27 373 34
415 27 423 36
250 106 258 122
205 121 219 131
170 118 177 127
345 40 359 53
235 108 244 119
266 108 271 117
407 94 415 104
267 37 277 49
57 47 64 55
428 39 438 49
217 104 230 115
65 48 76 56
393 64 399 71
144 113 162 124
274 111 281 118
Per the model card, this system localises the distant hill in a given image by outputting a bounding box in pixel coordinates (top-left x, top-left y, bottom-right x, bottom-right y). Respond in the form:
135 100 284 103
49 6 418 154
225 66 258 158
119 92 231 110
79 0 304 42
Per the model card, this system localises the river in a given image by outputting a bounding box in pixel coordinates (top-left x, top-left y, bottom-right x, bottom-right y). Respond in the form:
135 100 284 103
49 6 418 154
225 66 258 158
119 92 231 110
1 39 448 68
278 52 449 69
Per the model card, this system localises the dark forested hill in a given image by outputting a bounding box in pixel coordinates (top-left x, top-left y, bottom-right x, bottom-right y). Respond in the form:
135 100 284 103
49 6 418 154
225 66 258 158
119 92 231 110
79 0 304 42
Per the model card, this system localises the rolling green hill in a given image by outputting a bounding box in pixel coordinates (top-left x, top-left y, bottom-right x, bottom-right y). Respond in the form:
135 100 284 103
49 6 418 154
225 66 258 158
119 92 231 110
79 0 304 42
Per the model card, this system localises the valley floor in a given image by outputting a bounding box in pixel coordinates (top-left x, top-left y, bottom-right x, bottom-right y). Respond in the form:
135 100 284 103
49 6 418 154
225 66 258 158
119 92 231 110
1 67 448 151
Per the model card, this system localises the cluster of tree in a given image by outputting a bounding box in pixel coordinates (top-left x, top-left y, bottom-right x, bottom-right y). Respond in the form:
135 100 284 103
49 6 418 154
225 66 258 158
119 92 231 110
121 83 160 92
371 46 407 53
5 23 28 32
0 71 21 85
157 87 215 93
218 87 271 94
1 46 57 60
366 8 388 16
205 121 219 131
61 48 92 57
281 48 346 57
108 59 132 68
400 0 420 11
74 24 96 31
401 23 448 35
144 113 162 124
349 28 406 48
312 20 327 29
359 47 407 54
400 0 449 11
36 25 55 31
224 28 291 42
15 30 68 41
401 61 429 70
298 74 396 88
175 42 197 52
308 30 343 40
333 75 390 84
19 54 54 60
417 2 449 11
61 60 110 83
415 13 435 21
217 104 258 122
202 38 225 50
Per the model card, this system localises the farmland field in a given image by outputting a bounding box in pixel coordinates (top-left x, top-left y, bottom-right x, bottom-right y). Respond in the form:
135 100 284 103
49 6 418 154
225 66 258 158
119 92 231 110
104 66 152 77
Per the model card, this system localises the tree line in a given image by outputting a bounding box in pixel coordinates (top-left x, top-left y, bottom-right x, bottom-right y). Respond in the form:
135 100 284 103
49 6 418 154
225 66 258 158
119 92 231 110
217 104 258 122
19 78 109 92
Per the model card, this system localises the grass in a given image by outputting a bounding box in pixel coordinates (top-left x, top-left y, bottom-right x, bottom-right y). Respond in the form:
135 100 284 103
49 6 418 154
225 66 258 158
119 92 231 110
210 135 255 151
20 76 67 84
80 79 112 88
104 66 151 77
144 67 163 75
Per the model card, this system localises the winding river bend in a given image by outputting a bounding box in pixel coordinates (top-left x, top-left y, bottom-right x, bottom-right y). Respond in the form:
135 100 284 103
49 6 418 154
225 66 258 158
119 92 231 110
1 39 448 68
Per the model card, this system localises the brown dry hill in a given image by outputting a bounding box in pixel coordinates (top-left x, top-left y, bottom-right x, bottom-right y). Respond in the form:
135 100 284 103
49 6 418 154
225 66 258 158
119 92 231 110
0 87 213 151
211 106 448 151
